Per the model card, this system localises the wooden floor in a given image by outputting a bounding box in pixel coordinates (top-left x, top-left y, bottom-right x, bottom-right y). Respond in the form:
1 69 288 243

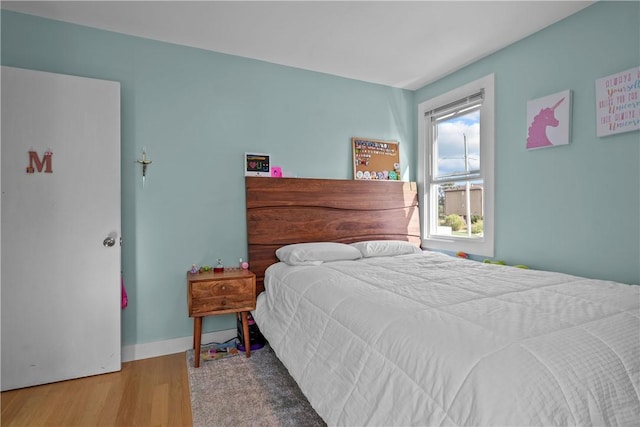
1 352 192 427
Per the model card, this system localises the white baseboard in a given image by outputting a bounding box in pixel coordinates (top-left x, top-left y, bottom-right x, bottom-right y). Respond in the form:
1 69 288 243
121 328 236 362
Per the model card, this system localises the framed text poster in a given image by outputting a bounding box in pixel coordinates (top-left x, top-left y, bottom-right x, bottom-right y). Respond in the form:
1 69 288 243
244 153 270 176
352 137 400 180
595 66 640 137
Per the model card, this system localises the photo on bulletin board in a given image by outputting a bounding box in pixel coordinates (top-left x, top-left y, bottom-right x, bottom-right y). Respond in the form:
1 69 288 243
352 137 400 180
244 153 271 176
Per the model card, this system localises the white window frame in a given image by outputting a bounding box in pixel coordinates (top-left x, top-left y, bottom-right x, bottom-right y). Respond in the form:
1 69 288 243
417 74 495 257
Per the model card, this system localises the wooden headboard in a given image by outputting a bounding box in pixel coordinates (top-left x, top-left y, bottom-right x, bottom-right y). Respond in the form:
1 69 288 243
245 177 421 293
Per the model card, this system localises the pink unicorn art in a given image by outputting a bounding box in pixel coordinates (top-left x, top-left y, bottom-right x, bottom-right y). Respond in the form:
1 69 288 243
526 97 565 149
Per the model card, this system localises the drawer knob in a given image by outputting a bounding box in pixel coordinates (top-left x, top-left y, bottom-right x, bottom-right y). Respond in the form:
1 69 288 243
221 285 226 291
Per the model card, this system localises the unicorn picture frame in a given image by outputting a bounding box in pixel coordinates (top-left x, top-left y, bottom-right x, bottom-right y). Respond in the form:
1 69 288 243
526 90 572 150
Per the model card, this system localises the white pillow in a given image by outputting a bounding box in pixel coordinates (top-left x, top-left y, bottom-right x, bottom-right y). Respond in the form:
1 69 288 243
276 242 362 266
351 240 422 258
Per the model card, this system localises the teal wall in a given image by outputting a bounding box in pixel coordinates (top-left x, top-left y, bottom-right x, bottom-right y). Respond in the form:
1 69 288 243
1 10 414 346
2 1 638 349
415 1 639 285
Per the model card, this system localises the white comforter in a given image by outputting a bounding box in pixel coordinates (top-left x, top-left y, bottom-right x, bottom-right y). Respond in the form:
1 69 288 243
253 251 640 426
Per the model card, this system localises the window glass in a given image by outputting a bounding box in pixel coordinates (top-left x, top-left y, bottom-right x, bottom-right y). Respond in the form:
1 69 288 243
434 180 483 238
434 107 480 179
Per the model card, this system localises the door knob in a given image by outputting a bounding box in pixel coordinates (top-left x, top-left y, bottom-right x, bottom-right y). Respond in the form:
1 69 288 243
103 236 116 247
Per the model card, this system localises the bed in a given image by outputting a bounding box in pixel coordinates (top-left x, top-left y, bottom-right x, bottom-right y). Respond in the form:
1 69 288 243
245 177 640 426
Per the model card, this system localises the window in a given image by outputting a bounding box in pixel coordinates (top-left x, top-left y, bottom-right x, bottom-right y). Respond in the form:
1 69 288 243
418 74 495 257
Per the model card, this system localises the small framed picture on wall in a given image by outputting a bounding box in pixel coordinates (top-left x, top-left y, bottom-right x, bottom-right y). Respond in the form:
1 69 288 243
526 90 572 150
244 153 271 176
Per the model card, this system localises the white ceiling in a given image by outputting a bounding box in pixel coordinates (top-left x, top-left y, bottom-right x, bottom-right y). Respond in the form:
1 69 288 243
1 1 594 90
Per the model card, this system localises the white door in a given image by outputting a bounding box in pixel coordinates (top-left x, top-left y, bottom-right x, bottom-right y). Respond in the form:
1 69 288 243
1 66 121 391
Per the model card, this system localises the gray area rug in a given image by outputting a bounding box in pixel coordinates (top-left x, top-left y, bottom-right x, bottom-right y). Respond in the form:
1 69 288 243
187 344 326 427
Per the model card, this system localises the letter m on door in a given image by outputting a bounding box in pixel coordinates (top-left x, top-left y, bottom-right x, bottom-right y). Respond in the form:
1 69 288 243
26 151 53 173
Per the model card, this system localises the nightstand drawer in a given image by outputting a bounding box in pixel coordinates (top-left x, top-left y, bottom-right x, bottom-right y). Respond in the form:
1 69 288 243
191 278 252 298
187 271 256 317
191 293 254 314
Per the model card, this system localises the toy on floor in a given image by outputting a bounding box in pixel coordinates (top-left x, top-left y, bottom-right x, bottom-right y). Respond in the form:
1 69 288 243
200 339 239 361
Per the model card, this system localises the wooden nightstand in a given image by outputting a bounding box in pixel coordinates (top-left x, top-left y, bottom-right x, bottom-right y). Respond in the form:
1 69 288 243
187 269 256 368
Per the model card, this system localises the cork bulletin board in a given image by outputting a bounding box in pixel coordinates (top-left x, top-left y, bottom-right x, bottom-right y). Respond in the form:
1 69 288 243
352 137 400 180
